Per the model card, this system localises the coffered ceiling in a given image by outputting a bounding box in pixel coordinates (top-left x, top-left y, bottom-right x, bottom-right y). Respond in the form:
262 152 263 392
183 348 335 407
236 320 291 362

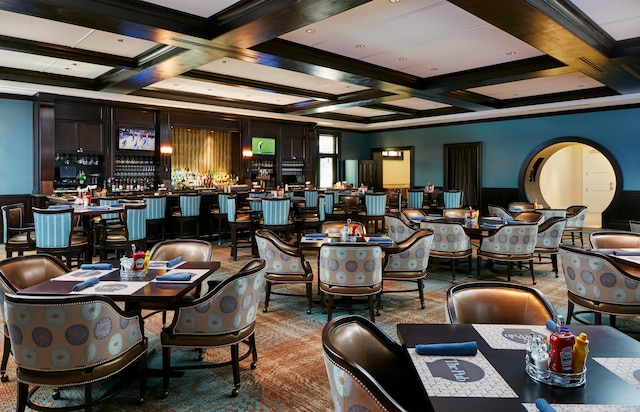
0 0 639 131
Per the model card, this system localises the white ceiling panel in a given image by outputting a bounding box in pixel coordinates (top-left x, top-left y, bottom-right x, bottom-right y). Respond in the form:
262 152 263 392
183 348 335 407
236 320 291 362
147 77 313 105
570 0 640 41
0 49 112 78
330 107 397 118
197 58 368 95
384 98 451 111
468 72 604 100
139 0 241 18
0 10 158 58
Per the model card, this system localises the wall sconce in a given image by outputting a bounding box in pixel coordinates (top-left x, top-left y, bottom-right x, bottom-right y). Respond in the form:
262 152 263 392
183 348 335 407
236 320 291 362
242 149 253 173
160 145 173 171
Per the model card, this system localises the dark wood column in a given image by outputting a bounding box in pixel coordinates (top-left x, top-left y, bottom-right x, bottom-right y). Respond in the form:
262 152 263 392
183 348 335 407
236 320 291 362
33 93 56 195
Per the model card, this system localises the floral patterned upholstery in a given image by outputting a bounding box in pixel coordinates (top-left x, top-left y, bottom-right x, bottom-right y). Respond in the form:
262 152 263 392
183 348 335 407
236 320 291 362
423 221 472 282
540 208 567 220
384 214 416 243
160 259 266 398
3 294 147 411
534 217 566 275
383 229 433 309
318 244 383 322
477 223 539 284
564 205 588 246
255 229 314 314
559 245 640 326
487 204 511 219
322 315 427 412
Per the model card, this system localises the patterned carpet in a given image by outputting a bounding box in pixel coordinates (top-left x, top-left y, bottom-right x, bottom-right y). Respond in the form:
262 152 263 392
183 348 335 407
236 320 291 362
1 242 639 411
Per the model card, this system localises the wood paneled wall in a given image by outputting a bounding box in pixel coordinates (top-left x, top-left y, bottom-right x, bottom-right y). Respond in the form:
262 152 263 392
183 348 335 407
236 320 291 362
171 128 233 174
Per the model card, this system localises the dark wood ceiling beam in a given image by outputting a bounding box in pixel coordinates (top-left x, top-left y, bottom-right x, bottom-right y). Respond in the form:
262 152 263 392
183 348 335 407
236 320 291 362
133 89 285 113
283 90 392 115
450 0 640 94
0 67 97 89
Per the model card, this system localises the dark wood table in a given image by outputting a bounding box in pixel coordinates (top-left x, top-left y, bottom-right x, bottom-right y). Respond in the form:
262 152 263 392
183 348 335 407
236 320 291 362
397 323 640 411
17 261 220 310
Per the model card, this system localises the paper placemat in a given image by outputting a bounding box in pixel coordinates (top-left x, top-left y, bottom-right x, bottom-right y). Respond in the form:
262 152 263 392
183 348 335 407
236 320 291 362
300 236 332 243
612 255 640 266
523 403 640 411
71 281 147 295
52 268 116 281
147 260 185 269
594 357 640 391
151 268 211 283
408 349 518 398
473 324 550 350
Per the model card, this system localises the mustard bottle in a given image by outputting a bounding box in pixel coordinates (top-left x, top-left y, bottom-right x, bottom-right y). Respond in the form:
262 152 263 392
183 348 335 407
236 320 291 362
572 332 589 373
143 250 151 274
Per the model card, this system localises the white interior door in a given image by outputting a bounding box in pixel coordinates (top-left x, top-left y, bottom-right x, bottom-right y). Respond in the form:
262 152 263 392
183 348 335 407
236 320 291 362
583 148 616 228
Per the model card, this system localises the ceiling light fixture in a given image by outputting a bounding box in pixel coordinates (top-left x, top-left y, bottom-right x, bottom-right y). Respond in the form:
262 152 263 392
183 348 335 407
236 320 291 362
221 60 229 64
389 0 400 3
117 39 126 43
399 57 407 61
355 44 365 48
506 51 516 55
431 67 439 71
306 29 316 33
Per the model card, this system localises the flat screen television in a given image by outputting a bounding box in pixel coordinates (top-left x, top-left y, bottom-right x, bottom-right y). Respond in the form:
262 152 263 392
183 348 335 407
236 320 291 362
118 128 156 151
252 137 276 155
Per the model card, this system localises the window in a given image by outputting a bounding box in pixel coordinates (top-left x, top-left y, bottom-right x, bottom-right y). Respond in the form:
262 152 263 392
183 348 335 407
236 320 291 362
318 133 339 188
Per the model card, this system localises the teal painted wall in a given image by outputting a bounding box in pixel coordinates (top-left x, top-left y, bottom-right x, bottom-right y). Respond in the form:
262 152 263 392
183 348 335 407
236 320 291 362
0 99 33 195
339 107 640 190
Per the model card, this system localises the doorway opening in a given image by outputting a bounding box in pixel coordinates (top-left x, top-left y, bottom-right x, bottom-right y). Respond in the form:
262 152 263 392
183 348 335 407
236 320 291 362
521 137 622 228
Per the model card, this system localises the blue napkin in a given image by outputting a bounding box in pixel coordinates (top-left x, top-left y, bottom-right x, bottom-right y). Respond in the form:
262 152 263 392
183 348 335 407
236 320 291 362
481 223 500 229
545 319 557 332
49 204 71 209
167 256 183 267
535 398 557 412
305 233 327 238
415 341 477 356
428 214 442 217
411 216 427 221
613 249 640 256
110 203 123 208
80 263 113 270
89 206 110 211
368 237 392 243
155 273 191 281
72 277 99 291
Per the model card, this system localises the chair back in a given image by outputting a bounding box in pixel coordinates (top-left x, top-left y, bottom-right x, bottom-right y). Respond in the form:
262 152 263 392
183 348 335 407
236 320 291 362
4 294 145 377
149 239 212 262
508 201 534 212
559 245 640 307
98 198 123 222
262 198 291 225
514 211 545 224
365 193 387 217
33 207 73 248
384 214 416 243
446 282 558 324
479 223 538 256
565 205 587 228
255 230 307 275
535 217 566 249
388 189 402 212
589 230 640 249
169 259 266 335
226 195 240 223
323 192 335 214
2 203 25 244
217 193 233 214
304 190 319 209
319 244 382 290
384 229 433 273
443 208 468 220
423 221 471 253
487 204 511 219
124 203 147 241
322 315 425 412
179 194 201 217
144 195 166 221
318 196 326 221
443 190 462 208
0 254 69 293
321 221 367 237
407 190 424 209
630 220 640 233
248 192 264 212
541 208 567 220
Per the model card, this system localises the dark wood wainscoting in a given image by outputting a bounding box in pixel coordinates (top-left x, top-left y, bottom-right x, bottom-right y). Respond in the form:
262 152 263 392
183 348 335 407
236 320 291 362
480 188 521 215
603 190 640 230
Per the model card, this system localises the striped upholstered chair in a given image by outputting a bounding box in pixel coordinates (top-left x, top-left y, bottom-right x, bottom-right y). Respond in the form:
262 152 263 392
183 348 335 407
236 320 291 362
443 190 463 208
33 207 89 269
359 193 387 233
407 189 424 210
171 193 201 238
99 202 147 260
143 195 167 242
260 198 292 240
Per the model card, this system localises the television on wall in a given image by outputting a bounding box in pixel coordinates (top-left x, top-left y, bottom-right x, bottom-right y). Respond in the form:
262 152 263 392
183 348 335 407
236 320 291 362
251 137 276 155
118 128 156 151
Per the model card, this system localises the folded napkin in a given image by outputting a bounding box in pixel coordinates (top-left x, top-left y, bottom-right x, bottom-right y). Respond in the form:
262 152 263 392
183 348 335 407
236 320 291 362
411 216 427 221
368 237 392 243
166 256 183 267
155 273 191 281
110 203 123 208
89 206 110 211
80 263 113 270
415 341 477 356
49 204 71 209
545 319 557 332
481 223 500 229
613 249 640 256
428 214 442 217
305 233 327 238
72 277 99 291
535 398 557 412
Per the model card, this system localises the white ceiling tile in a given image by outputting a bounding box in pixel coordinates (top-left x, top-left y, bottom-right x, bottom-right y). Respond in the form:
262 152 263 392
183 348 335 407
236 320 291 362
384 98 451 110
330 106 397 117
138 0 241 18
570 0 640 40
0 49 111 79
76 31 158 58
45 59 113 78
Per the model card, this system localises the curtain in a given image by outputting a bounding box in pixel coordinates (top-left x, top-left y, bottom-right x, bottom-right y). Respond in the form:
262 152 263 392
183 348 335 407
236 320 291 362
444 143 481 208
171 128 232 174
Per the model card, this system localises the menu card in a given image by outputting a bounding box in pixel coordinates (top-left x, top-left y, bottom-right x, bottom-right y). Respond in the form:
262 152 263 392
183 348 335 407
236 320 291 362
473 324 550 350
52 268 116 281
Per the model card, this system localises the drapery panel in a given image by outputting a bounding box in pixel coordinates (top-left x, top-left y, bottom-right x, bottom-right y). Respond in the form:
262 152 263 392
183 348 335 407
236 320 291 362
171 128 232 174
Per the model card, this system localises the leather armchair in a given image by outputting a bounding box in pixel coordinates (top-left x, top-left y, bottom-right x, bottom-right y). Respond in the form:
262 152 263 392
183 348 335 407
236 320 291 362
320 221 367 237
322 315 427 412
423 220 472 282
384 214 416 243
513 211 544 224
442 208 468 220
564 205 588 246
446 281 558 324
487 204 511 219
534 217 566 275
589 230 640 250
1 203 35 257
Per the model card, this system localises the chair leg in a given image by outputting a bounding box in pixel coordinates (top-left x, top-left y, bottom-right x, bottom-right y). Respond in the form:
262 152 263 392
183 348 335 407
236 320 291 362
306 283 313 314
17 382 28 412
566 301 575 324
230 343 240 397
571 232 576 245
467 255 473 278
368 295 375 322
263 281 272 313
138 350 147 404
161 346 171 398
1 335 11 382
249 334 258 369
579 230 584 247
476 256 481 279
610 315 617 328
507 262 512 282
595 312 602 325
417 279 425 309
327 295 334 321
529 259 536 285
85 382 93 411
450 259 456 283
551 254 559 276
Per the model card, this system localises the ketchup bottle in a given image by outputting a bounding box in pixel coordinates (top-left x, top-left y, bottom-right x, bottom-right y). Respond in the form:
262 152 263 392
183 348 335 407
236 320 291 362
549 326 575 373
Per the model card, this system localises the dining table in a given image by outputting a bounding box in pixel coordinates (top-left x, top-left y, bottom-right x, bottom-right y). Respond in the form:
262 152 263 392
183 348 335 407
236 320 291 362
417 216 503 240
397 323 640 411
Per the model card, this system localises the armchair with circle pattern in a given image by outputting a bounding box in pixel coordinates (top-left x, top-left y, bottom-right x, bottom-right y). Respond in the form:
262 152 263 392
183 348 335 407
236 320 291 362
384 214 416 243
563 205 588 246
534 217 566 275
423 220 472 282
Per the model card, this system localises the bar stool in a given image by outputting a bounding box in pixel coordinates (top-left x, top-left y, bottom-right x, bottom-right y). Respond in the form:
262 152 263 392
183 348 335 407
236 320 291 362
171 193 201 239
227 196 254 261
143 195 166 243
209 193 231 245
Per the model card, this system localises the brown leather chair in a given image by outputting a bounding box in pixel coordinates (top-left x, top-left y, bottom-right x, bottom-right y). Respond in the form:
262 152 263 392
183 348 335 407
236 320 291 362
322 315 427 412
400 208 425 229
513 211 544 224
446 281 558 324
442 208 469 220
589 230 640 250
1 203 35 257
0 254 70 383
320 221 367 237
4 294 148 411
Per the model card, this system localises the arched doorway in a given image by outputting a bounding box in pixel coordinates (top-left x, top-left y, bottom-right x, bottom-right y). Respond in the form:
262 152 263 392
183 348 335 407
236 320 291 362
521 137 623 228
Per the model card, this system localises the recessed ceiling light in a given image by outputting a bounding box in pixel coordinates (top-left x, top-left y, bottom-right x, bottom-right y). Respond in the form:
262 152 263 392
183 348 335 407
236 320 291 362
306 29 316 33
355 44 365 48
221 60 229 64
389 0 400 3
506 51 516 55
430 67 439 71
398 57 407 61
117 39 126 43
513 93 519 97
